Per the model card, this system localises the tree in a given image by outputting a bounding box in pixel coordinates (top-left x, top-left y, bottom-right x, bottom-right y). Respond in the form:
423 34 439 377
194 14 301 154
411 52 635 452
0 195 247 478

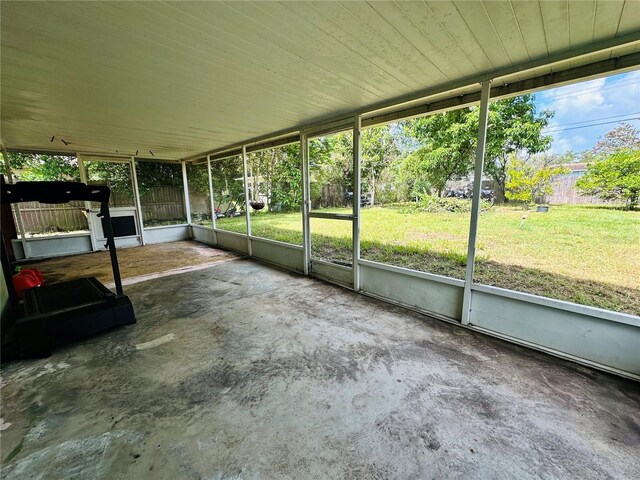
505 156 568 204
361 125 399 205
271 143 302 212
308 132 352 206
592 123 640 157
484 95 553 201
576 149 640 209
210 155 245 202
84 161 135 204
6 153 80 181
185 162 210 197
247 143 303 212
398 144 469 198
401 95 553 200
401 108 477 197
136 161 183 194
247 149 272 203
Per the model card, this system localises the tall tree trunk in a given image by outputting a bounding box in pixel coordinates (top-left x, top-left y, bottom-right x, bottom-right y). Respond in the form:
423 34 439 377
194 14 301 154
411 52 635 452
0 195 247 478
494 157 508 203
370 176 376 206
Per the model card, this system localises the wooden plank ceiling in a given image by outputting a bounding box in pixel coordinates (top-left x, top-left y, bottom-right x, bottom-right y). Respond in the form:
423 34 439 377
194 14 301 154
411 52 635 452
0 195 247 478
1 1 639 160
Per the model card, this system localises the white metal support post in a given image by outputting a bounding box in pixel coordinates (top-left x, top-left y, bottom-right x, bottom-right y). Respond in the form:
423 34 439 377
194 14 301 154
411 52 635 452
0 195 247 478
242 145 252 256
77 155 99 252
130 157 146 245
181 161 192 226
206 155 217 231
2 148 29 258
301 132 311 275
353 116 362 291
461 80 492 325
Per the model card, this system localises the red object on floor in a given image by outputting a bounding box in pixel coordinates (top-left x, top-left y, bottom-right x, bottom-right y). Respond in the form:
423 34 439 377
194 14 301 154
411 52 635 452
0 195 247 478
12 269 45 299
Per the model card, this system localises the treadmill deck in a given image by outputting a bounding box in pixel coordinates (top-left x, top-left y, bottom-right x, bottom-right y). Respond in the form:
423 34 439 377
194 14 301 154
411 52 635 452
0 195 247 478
23 277 112 314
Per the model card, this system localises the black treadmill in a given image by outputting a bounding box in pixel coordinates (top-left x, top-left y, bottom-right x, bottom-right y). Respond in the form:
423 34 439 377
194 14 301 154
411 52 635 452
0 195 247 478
1 181 136 361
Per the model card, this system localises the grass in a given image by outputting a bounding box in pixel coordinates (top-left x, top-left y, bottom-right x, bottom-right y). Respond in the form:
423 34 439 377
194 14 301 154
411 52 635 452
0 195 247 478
210 204 640 315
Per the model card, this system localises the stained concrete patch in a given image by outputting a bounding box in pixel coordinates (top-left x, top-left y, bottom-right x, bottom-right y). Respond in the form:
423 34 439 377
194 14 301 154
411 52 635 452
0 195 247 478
1 254 639 479
1 430 141 479
135 333 176 350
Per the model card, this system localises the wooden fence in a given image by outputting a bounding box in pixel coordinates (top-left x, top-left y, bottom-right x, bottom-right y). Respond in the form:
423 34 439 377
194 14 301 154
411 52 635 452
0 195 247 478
188 190 211 215
312 184 347 208
545 176 610 205
15 201 89 234
15 186 187 234
140 186 186 224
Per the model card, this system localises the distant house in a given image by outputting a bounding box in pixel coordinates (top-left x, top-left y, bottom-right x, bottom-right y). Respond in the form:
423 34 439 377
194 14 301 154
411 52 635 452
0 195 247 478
563 162 588 178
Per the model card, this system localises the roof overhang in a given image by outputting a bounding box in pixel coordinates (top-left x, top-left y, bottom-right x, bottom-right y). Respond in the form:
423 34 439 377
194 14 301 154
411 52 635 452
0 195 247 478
2 1 639 160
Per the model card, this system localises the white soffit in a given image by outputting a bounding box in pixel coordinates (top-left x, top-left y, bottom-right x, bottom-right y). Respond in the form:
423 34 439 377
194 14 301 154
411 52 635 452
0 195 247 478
1 1 639 160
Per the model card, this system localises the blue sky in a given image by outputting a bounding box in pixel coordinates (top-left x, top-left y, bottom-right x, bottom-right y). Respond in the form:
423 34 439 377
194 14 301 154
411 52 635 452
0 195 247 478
534 70 640 155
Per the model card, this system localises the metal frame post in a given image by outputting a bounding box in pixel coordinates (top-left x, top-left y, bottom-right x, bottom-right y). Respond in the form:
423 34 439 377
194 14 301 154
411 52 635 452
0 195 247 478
461 80 492 325
301 131 311 275
130 156 146 245
77 155 99 252
100 202 124 295
353 115 362 291
1 148 29 258
242 145 252 256
207 155 217 230
181 160 192 225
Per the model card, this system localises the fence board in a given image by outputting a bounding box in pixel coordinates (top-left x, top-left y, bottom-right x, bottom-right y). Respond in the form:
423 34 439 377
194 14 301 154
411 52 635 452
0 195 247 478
14 201 89 235
545 176 611 205
15 186 187 234
140 185 186 224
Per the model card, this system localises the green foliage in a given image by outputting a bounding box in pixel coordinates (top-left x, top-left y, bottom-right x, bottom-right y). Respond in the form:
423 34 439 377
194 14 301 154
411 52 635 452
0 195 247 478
398 196 492 214
398 144 470 198
271 143 302 212
483 95 553 201
186 163 210 197
246 143 303 212
82 161 136 207
6 153 80 181
210 155 245 201
417 196 474 213
307 131 353 207
576 149 640 209
4 153 185 198
506 156 568 204
136 161 183 194
309 132 353 189
397 95 552 200
400 108 476 197
361 125 399 204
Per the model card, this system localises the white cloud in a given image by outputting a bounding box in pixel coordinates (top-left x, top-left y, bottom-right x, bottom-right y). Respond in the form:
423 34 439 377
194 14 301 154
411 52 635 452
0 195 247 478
570 134 587 147
535 70 640 154
541 77 606 115
550 137 572 155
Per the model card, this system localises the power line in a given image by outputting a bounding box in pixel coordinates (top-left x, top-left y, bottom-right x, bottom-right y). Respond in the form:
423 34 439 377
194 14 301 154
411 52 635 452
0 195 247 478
545 118 640 134
544 112 640 130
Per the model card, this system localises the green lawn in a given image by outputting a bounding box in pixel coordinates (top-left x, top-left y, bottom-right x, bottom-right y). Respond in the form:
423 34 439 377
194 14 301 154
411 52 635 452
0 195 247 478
210 204 640 315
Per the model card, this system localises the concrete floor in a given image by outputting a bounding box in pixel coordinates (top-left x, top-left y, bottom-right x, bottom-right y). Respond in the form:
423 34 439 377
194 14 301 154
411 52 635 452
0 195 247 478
1 242 639 479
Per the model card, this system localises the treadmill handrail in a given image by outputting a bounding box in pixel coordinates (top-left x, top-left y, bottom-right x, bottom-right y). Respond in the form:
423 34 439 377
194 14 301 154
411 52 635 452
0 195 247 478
1 181 110 205
1 181 124 295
